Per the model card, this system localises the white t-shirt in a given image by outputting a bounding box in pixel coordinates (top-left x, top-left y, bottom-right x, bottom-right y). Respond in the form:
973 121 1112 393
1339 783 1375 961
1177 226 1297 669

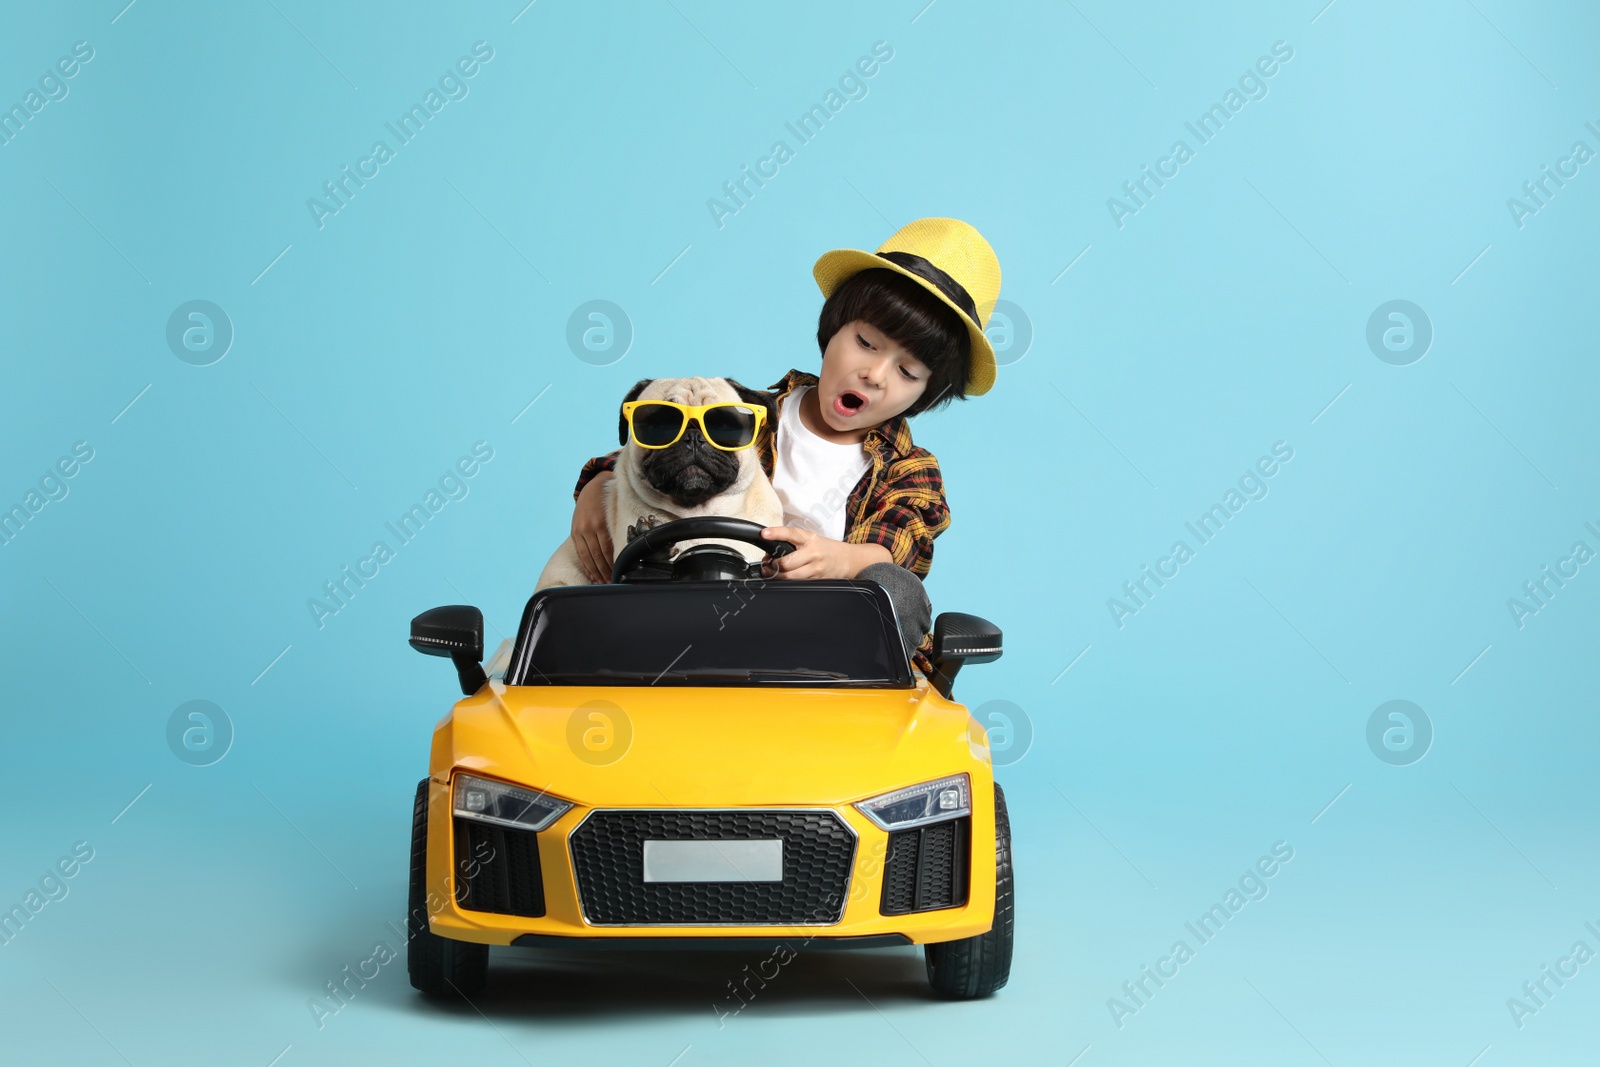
771 385 871 541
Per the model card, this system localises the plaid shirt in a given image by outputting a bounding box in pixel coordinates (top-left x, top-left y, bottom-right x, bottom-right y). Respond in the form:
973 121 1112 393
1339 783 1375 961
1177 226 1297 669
573 369 951 674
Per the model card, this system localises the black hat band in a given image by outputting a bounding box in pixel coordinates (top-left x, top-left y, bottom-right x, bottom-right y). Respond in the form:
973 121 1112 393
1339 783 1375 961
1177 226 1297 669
875 250 980 330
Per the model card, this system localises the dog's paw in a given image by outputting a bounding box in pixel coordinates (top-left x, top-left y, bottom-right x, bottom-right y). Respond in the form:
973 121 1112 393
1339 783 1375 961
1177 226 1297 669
626 513 663 543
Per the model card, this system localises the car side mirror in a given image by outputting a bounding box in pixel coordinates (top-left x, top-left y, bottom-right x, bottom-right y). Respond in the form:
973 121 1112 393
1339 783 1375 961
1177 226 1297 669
928 612 1002 700
410 605 488 696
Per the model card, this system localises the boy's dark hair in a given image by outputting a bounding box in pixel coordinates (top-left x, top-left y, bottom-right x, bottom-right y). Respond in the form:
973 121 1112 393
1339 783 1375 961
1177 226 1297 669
816 267 971 419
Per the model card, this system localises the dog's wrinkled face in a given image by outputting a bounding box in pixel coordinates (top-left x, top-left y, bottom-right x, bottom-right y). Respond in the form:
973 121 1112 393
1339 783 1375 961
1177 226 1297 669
617 377 773 509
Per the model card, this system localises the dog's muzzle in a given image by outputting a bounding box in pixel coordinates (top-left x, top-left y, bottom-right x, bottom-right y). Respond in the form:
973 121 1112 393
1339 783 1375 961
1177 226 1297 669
641 428 742 507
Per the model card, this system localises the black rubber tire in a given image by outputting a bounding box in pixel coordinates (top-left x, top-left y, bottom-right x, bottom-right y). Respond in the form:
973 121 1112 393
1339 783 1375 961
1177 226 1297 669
924 782 1014 999
407 778 489 997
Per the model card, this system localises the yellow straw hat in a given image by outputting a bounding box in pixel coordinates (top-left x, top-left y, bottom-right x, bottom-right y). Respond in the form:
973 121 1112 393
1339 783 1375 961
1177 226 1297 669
812 217 1002 396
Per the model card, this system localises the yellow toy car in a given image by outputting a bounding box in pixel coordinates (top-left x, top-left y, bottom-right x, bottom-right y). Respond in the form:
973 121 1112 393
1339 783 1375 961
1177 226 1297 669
405 517 1012 999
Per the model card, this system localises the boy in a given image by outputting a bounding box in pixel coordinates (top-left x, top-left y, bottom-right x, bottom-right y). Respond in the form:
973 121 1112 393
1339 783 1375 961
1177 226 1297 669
569 217 1002 676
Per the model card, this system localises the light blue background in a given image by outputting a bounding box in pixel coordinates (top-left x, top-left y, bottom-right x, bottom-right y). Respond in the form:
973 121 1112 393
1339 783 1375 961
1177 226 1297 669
3 1 1597 1064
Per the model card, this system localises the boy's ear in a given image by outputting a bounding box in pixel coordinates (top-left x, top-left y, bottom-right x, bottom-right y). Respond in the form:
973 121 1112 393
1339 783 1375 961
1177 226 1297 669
618 378 653 446
724 378 777 444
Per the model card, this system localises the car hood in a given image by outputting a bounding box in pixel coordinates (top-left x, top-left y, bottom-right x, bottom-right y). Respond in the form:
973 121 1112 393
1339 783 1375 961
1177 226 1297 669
431 680 989 807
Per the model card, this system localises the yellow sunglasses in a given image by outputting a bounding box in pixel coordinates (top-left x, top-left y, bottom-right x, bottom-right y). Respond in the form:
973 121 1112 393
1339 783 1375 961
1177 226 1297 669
622 400 768 451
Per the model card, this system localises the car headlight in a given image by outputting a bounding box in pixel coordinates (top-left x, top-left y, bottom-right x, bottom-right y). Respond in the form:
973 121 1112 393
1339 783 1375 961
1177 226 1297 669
452 773 572 832
854 773 970 831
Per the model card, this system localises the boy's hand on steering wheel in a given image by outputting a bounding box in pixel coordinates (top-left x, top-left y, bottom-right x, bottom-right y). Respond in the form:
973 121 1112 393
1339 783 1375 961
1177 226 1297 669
759 526 858 580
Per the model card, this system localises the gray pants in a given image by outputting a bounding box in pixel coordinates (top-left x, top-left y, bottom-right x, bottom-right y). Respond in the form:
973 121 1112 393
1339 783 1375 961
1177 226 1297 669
858 562 933 656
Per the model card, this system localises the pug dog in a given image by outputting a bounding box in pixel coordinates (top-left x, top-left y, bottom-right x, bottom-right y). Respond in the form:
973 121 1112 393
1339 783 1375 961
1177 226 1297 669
536 376 782 589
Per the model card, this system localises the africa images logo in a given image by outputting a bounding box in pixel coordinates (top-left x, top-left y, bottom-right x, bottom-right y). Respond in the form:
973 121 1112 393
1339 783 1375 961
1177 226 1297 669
306 442 494 629
1107 441 1295 628
306 42 495 230
1106 41 1294 229
706 40 894 229
1107 842 1295 1028
0 40 95 148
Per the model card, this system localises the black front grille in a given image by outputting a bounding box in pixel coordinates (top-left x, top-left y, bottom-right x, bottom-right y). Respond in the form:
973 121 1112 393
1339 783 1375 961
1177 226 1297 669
880 817 969 915
570 810 855 925
454 818 545 918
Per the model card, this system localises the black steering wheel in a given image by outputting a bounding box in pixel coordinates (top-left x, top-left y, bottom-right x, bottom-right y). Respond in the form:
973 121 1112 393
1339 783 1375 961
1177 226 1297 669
610 517 796 584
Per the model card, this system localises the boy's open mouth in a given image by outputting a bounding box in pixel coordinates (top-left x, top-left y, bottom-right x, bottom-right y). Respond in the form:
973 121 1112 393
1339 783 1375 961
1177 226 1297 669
834 390 868 417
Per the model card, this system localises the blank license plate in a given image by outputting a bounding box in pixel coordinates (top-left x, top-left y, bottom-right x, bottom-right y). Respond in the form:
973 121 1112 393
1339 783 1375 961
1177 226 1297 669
642 839 784 882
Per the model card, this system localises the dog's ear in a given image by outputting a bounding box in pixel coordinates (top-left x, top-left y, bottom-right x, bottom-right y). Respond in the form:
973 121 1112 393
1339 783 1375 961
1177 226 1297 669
724 378 777 446
618 378 652 446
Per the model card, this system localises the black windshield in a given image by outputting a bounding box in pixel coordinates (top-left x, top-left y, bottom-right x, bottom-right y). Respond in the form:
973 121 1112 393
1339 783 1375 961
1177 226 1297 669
507 580 912 688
